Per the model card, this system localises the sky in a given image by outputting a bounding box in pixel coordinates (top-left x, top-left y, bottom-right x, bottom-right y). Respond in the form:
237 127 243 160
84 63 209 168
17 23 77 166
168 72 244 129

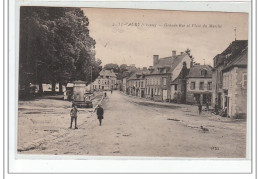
82 8 248 68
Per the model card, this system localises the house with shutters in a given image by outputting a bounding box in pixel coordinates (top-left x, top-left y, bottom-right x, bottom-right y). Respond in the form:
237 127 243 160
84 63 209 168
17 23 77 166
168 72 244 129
145 50 192 101
185 64 213 105
212 40 248 118
91 69 117 91
127 68 149 97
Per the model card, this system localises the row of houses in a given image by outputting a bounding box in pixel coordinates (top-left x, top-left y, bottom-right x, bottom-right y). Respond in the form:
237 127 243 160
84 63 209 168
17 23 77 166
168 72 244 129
122 40 248 119
122 50 212 104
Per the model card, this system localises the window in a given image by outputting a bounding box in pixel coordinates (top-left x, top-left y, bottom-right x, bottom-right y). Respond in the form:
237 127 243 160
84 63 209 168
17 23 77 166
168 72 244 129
190 82 195 90
141 81 143 87
201 69 207 76
207 82 212 90
199 82 204 90
242 73 247 88
163 78 167 85
174 84 178 91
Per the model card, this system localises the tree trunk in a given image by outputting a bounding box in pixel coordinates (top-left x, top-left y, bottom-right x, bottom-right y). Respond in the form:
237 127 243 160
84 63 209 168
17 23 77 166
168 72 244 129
52 81 56 93
39 80 43 94
59 82 63 93
24 81 30 99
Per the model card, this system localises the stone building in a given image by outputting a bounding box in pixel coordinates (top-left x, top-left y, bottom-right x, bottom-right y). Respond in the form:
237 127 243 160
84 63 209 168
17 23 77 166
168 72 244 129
185 64 213 105
222 48 248 118
212 40 248 118
91 69 117 91
127 68 149 97
145 51 192 101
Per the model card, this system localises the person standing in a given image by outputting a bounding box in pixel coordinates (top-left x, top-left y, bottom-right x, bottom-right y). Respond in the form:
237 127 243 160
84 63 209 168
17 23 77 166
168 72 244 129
198 102 202 115
70 104 79 129
96 104 104 126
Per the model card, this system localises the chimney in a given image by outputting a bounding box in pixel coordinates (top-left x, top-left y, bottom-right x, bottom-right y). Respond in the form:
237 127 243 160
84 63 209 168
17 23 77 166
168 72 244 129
153 55 159 66
143 67 147 70
172 50 176 57
180 52 184 55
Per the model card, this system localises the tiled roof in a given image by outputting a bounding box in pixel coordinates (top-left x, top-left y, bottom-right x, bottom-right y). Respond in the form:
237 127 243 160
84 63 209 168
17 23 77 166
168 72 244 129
149 53 186 75
99 69 117 77
187 65 213 78
127 69 150 80
222 48 248 72
213 40 248 68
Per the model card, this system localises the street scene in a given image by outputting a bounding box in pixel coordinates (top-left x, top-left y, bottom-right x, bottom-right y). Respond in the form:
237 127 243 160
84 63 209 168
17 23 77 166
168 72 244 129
18 7 248 158
18 91 246 157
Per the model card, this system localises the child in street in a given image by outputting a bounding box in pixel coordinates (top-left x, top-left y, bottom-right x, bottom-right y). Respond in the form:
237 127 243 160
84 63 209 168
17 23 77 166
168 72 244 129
70 104 79 129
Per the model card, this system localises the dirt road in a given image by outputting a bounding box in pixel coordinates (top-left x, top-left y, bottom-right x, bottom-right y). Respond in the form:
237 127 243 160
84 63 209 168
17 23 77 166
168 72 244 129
17 91 246 158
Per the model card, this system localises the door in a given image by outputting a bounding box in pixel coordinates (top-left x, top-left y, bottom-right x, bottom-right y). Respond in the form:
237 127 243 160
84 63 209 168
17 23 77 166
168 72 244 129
141 90 144 98
163 90 167 100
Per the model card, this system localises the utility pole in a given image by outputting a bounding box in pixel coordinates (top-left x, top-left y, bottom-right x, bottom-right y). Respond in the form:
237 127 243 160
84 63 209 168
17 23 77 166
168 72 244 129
234 27 237 41
90 66 93 92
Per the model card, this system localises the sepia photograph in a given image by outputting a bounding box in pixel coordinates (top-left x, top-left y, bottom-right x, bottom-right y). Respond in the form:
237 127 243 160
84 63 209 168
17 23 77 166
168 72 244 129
17 6 249 159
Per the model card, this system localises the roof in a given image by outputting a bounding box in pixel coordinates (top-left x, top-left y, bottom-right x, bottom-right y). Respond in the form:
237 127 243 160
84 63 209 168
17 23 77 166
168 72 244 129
187 65 213 78
222 48 248 72
127 69 150 80
148 53 187 75
99 69 117 77
213 40 248 68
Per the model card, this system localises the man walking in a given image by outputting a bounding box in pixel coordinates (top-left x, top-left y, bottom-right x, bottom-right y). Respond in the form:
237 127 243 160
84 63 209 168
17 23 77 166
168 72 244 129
70 104 79 129
96 104 104 126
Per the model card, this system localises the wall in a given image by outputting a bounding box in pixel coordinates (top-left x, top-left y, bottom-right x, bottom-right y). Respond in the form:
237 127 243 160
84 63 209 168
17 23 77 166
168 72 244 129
145 75 162 101
186 78 213 104
171 55 191 81
222 67 247 118
211 65 224 108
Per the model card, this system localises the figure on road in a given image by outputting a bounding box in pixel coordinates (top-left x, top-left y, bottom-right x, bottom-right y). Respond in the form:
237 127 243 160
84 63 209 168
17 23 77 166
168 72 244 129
96 104 104 126
70 104 79 129
198 102 202 115
111 89 113 94
104 92 107 98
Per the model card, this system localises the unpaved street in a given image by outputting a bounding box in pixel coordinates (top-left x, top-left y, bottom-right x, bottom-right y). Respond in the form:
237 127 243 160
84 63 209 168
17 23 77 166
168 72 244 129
18 91 246 158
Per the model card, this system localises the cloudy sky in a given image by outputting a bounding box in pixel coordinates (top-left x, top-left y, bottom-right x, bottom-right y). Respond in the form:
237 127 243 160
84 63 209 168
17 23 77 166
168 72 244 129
82 8 248 67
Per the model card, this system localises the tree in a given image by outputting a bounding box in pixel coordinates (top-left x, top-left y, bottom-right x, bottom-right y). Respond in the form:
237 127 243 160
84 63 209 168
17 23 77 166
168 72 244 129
119 64 128 73
19 7 98 97
104 63 120 73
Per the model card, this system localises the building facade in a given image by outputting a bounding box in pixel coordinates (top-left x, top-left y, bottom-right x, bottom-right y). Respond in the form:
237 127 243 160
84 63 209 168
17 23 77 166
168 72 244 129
92 69 117 91
127 68 149 97
221 49 247 118
185 64 213 105
145 51 192 102
212 40 248 118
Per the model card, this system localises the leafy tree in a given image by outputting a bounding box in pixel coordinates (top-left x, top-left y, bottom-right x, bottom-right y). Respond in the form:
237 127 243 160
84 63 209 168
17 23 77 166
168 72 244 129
19 7 98 96
104 63 120 73
119 64 128 73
